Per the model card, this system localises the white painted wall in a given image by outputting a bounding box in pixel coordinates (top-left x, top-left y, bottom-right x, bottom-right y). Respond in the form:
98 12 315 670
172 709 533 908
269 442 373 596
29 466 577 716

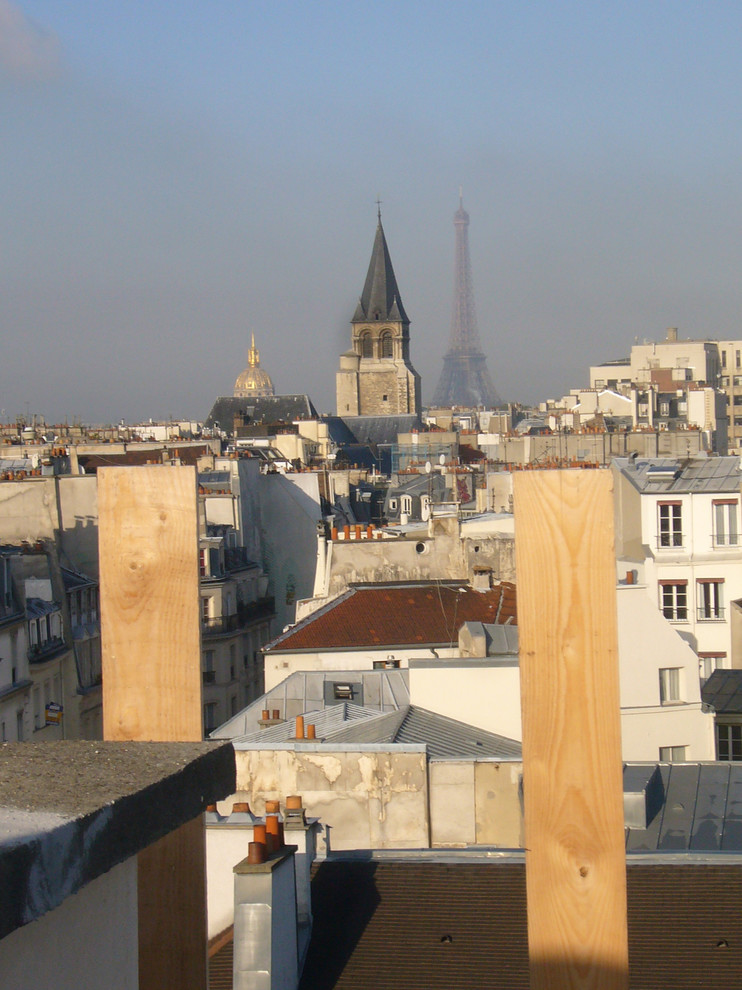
265 646 457 693
0 858 138 990
206 823 253 939
408 659 522 741
616 585 715 761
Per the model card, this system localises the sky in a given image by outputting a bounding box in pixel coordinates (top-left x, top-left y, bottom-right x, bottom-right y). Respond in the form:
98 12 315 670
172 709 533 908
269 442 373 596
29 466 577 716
4 1 742 425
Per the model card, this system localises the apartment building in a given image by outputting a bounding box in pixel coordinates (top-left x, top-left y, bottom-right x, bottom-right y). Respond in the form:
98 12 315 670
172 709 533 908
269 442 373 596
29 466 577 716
613 455 742 679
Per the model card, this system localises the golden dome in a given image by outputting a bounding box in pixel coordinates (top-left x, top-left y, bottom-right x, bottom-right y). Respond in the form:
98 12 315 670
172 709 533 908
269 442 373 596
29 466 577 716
234 334 275 397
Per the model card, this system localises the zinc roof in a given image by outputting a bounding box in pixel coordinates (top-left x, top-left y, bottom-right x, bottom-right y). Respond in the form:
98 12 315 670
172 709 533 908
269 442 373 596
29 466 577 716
233 703 521 762
265 582 517 653
701 668 742 714
625 762 742 852
614 455 742 495
211 669 410 740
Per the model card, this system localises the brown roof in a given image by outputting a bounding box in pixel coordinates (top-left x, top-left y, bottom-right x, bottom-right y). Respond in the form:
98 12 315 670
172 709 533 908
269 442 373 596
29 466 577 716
266 582 517 652
297 858 742 990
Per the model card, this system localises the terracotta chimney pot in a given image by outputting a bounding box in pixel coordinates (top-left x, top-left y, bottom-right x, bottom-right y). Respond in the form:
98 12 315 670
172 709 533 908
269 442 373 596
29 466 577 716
247 841 266 865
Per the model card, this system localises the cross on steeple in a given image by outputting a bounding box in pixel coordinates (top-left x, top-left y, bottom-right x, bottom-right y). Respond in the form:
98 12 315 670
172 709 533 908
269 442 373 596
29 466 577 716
376 196 382 221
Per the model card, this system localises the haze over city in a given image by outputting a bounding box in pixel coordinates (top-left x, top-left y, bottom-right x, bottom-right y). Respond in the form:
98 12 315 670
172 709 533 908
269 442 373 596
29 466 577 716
4 0 742 424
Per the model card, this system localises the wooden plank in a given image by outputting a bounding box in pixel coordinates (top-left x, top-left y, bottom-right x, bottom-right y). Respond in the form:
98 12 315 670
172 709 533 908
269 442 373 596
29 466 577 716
137 817 207 990
98 465 206 990
99 465 202 741
513 470 628 990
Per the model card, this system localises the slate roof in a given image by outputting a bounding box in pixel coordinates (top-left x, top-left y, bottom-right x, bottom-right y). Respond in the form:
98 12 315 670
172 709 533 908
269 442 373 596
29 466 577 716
614 455 741 494
265 582 517 653
61 566 95 590
295 856 742 990
339 414 423 445
624 762 742 852
701 668 742 714
204 394 318 431
352 218 409 324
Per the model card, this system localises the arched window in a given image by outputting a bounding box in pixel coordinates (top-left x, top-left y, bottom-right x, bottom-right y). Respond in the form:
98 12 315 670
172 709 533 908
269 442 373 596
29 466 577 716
380 332 393 358
360 332 373 358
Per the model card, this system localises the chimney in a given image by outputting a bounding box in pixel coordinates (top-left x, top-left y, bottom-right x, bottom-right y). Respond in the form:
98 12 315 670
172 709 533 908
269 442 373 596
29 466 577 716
666 327 678 342
233 846 299 990
471 566 493 592
283 795 322 967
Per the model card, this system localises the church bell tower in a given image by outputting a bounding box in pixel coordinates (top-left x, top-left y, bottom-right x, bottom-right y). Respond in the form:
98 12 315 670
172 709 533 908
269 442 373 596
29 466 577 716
336 209 421 417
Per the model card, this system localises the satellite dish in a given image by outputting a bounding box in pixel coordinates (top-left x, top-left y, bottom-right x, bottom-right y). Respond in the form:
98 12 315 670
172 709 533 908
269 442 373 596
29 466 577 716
425 461 432 474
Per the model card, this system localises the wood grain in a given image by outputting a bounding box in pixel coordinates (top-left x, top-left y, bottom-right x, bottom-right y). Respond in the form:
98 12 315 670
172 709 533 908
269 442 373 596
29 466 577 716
513 470 628 990
98 465 207 990
99 465 202 742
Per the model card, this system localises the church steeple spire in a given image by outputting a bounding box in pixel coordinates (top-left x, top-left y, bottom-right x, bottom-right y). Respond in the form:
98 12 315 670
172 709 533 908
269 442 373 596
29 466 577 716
337 208 421 418
352 213 409 325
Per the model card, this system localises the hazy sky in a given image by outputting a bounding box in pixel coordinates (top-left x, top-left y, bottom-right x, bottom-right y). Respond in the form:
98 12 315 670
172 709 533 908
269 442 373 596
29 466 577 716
4 1 742 424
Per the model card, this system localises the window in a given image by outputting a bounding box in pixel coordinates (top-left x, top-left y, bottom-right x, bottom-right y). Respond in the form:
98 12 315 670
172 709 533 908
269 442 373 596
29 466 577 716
333 682 354 700
699 652 727 681
199 548 207 577
202 597 211 622
722 350 727 368
360 332 373 358
16 711 23 742
659 745 687 762
713 500 739 547
203 702 218 734
659 581 687 620
717 724 742 760
658 502 682 548
33 687 42 729
400 494 413 517
697 579 724 620
380 332 393 358
659 667 682 704
229 644 236 681
203 650 215 684
736 349 740 369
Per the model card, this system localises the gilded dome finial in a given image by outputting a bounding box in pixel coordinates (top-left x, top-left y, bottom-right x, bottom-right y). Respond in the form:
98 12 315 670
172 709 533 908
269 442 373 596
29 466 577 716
234 331 275 397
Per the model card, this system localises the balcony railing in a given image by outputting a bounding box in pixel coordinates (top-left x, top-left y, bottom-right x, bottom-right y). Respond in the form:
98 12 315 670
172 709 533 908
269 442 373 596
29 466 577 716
697 607 726 621
202 670 216 684
202 614 241 635
712 534 740 548
202 597 275 637
28 636 66 662
656 535 685 551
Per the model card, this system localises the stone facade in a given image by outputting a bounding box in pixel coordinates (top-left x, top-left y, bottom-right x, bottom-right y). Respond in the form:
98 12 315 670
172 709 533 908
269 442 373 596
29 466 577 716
336 216 421 417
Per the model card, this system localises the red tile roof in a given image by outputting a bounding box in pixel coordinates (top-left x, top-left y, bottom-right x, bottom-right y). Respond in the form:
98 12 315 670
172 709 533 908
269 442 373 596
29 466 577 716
267 582 517 652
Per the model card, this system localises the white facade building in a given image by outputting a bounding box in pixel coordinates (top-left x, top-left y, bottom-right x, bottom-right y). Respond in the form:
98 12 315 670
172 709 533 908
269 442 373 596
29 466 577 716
613 455 742 679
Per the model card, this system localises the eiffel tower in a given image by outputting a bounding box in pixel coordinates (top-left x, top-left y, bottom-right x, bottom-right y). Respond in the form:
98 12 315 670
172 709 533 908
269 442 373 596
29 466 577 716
432 194 500 408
